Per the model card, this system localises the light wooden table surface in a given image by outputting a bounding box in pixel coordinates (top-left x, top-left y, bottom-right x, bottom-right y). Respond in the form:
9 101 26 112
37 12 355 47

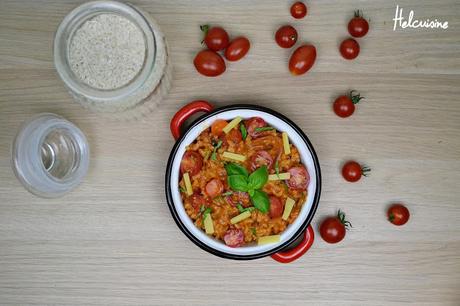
1 0 459 305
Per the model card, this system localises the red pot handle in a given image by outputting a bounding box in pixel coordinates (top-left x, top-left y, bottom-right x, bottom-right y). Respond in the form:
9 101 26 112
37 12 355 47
271 225 314 263
170 100 214 140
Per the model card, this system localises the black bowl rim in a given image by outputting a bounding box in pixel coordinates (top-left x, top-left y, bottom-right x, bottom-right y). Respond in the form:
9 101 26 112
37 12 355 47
165 104 321 260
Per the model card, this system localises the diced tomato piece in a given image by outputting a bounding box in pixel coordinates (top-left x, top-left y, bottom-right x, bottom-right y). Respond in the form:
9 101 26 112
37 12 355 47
180 151 203 176
269 196 284 218
223 228 244 247
190 194 210 212
205 178 224 198
250 150 274 171
245 117 267 138
211 119 228 137
287 166 310 190
226 128 242 144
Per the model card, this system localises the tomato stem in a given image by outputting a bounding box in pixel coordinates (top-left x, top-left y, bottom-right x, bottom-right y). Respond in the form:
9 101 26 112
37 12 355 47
338 209 352 229
349 90 364 104
200 24 210 44
361 165 371 177
388 213 395 222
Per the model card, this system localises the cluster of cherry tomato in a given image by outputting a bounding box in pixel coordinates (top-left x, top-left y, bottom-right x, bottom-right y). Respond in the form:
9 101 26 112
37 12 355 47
319 10 410 245
194 25 250 77
274 2 316 76
339 10 369 60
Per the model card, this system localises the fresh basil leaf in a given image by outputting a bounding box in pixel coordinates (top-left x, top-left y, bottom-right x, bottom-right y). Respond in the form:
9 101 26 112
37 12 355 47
250 227 257 236
225 163 249 177
248 189 255 197
275 160 280 178
248 165 268 190
254 127 275 132
211 140 223 161
202 207 212 220
240 123 247 140
227 175 249 192
222 191 233 197
237 203 244 213
179 187 186 193
250 190 270 213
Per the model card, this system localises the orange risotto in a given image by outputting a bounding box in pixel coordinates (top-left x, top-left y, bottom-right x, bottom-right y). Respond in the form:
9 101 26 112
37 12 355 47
179 116 310 247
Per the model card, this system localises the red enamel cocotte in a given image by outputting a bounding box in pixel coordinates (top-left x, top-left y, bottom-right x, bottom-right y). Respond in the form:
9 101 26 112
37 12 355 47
165 101 321 262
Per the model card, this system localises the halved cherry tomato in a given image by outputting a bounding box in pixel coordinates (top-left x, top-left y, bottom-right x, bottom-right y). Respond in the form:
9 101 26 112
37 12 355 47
225 37 250 61
180 151 203 176
211 119 228 137
269 196 284 218
289 44 317 76
340 38 360 60
250 150 274 171
226 128 242 144
224 228 244 247
348 11 369 38
287 166 310 190
290 1 307 19
275 25 298 49
245 117 267 138
203 26 230 51
342 161 370 182
190 194 210 212
194 50 226 77
205 178 224 198
388 204 410 226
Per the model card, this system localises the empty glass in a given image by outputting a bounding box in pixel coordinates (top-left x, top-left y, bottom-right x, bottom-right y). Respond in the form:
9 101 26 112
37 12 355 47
12 113 90 198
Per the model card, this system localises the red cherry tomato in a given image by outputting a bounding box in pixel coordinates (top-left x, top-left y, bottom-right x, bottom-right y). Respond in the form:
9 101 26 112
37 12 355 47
290 1 307 19
320 210 351 244
340 38 360 60
203 26 230 51
269 196 284 218
211 119 228 137
190 194 210 212
225 37 250 61
250 150 274 171
245 117 267 138
226 128 242 144
333 90 364 118
224 228 244 247
194 50 226 77
287 166 310 190
289 44 317 76
275 25 298 49
342 161 370 182
180 151 203 176
388 204 410 226
348 11 369 38
205 178 224 198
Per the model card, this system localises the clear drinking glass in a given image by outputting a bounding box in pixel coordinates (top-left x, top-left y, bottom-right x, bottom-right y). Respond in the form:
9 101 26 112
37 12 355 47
11 113 90 198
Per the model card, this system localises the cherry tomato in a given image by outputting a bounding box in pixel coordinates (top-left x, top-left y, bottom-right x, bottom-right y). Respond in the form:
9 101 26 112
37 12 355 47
342 161 370 182
320 210 351 244
289 44 317 76
340 38 360 60
190 194 210 212
245 117 267 138
269 196 284 218
287 166 310 190
224 228 244 247
194 50 226 77
333 90 364 118
275 25 298 49
348 11 369 38
226 128 243 144
225 37 250 61
205 178 224 198
180 151 203 176
211 119 228 137
250 150 274 171
290 1 307 19
388 204 410 226
202 26 230 51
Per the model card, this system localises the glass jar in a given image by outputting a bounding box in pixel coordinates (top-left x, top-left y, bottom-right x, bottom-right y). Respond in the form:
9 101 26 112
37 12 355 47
12 113 90 198
53 1 172 120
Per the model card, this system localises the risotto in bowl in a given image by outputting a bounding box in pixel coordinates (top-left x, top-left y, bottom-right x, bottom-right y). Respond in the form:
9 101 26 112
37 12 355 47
166 101 321 262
